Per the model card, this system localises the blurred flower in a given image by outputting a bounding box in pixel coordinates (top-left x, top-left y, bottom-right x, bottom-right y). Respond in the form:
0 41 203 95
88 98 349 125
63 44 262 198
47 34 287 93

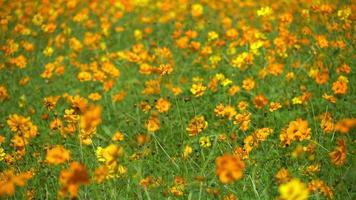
155 98 171 113
215 154 245 184
59 162 89 198
0 170 33 197
257 6 272 16
329 139 346 166
46 146 70 165
191 4 203 17
278 179 309 200
186 116 208 136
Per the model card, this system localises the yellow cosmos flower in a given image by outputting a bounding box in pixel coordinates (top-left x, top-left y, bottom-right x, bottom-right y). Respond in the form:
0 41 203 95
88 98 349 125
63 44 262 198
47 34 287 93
278 179 309 200
199 136 211 148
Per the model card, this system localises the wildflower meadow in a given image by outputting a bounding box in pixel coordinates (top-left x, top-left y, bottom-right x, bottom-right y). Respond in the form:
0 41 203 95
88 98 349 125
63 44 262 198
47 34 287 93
0 0 355 199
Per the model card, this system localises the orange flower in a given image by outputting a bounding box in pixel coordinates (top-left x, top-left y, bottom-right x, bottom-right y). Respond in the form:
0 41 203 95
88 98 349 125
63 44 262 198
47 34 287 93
88 92 102 101
215 154 245 184
190 83 207 97
336 64 351 74
112 91 127 102
191 4 203 17
275 168 291 184
112 131 125 142
155 98 171 113
79 105 102 145
308 179 333 199
316 35 328 48
280 119 311 146
329 139 346 166
68 95 87 113
7 114 38 136
214 104 236 119
334 118 356 134
94 165 109 183
0 85 9 101
0 170 33 197
43 96 61 110
59 162 89 198
158 64 173 76
242 78 255 91
253 94 268 109
228 85 240 96
332 76 348 95
146 114 160 132
268 63 284 76
186 115 208 136
322 93 336 103
46 146 70 165
233 112 251 131
269 102 282 112
226 28 238 40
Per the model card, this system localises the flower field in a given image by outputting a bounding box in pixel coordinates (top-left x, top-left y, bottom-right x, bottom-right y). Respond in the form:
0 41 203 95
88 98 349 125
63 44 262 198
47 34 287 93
0 0 355 199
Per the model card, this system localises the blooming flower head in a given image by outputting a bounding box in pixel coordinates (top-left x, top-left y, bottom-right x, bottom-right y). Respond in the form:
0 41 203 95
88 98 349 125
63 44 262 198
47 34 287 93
329 139 346 166
191 4 203 17
257 6 272 17
186 115 208 136
269 102 282 112
46 146 71 165
182 145 193 159
59 162 89 198
215 154 245 184
190 83 207 97
199 136 211 148
332 76 348 95
0 85 9 101
0 170 33 197
278 179 309 200
146 114 160 132
280 119 311 146
275 168 291 184
242 77 255 91
96 144 123 166
155 98 171 113
112 131 125 142
253 94 268 109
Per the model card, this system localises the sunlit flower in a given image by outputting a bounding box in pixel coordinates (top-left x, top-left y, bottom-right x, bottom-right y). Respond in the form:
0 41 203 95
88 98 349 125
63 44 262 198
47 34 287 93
275 168 291 184
46 146 71 165
257 6 272 16
59 162 89 198
155 98 171 113
199 136 211 148
242 78 255 91
112 131 125 142
146 114 160 132
182 145 192 159
269 102 282 112
215 154 245 184
186 116 208 136
278 179 309 200
190 83 207 97
0 85 9 101
308 179 333 199
280 119 311 146
0 147 5 161
0 170 32 197
329 139 346 166
191 4 203 17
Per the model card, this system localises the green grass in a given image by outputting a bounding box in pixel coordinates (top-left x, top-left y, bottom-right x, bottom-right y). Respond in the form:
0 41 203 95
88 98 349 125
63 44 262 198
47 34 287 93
0 0 355 199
